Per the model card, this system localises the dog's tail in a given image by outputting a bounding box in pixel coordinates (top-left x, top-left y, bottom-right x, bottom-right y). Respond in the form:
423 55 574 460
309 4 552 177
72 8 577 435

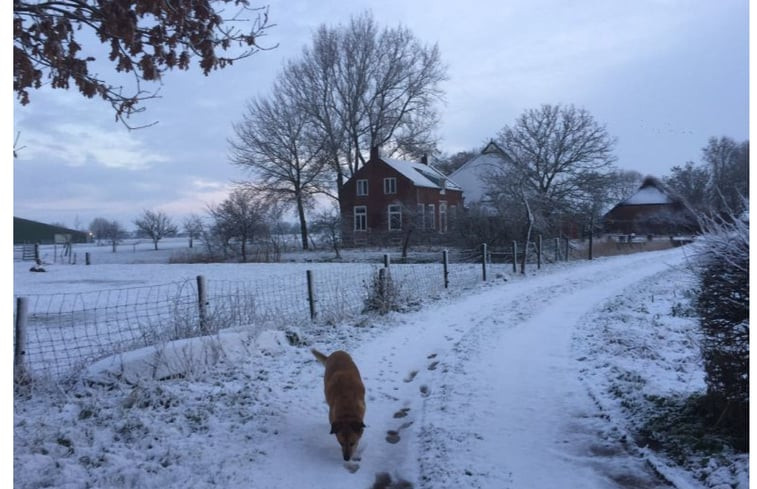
311 348 328 366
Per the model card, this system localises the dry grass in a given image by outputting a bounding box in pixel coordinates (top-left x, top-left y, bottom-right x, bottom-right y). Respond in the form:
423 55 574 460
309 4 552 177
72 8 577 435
577 238 679 260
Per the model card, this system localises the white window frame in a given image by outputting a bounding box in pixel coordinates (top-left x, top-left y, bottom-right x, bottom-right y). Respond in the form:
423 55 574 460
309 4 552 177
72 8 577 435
384 177 397 195
354 206 367 231
356 179 368 196
439 202 448 233
388 204 402 231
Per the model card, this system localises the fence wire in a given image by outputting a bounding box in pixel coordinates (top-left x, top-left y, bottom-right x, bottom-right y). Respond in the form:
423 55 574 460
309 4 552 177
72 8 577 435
14 245 571 381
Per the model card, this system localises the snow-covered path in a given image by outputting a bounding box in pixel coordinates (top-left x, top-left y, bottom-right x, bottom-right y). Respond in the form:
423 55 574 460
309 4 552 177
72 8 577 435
15 248 694 489
244 249 686 488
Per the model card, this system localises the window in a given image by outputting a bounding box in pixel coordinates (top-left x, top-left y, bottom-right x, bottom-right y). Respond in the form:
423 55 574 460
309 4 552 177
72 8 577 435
440 203 448 233
388 204 402 231
384 177 397 195
356 179 368 196
416 203 425 230
426 204 435 230
354 206 367 231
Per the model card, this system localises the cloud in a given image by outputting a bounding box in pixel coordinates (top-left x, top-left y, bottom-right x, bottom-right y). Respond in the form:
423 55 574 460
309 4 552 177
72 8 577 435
21 121 170 171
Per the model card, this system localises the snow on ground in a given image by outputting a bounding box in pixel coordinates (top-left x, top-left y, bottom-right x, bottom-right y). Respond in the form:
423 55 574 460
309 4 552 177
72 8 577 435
13 247 746 488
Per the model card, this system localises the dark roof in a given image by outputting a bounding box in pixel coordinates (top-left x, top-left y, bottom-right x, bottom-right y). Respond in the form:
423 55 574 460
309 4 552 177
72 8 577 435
14 217 89 244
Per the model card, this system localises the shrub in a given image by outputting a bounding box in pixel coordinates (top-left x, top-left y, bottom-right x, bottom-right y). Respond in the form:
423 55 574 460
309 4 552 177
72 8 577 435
362 268 402 315
692 206 748 449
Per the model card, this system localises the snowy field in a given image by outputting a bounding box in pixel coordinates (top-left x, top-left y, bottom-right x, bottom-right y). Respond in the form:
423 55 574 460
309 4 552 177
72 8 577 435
13 247 747 488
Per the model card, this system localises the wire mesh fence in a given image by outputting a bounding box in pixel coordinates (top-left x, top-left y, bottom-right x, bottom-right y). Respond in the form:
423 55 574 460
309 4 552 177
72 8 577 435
13 242 574 382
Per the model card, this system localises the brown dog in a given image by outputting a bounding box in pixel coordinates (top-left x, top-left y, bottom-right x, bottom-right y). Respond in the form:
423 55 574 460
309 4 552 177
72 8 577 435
312 349 366 461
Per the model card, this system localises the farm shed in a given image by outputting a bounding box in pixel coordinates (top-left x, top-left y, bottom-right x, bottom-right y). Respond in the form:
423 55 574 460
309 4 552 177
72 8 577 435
340 147 464 246
601 177 700 236
14 217 90 245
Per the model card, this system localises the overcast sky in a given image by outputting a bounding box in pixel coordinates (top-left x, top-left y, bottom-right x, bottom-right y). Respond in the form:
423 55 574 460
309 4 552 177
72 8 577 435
11 0 749 230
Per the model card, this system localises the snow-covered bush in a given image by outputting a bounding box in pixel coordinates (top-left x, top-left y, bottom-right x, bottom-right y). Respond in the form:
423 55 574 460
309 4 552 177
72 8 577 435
362 267 402 315
692 205 748 448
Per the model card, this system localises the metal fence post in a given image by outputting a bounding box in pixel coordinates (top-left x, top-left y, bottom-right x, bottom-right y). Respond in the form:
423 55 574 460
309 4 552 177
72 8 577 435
15 297 28 380
481 243 487 281
197 275 208 333
537 234 542 269
442 249 449 288
307 270 317 321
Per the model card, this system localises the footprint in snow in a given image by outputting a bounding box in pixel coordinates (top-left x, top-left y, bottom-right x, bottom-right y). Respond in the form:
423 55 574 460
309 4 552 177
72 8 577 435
427 361 439 371
403 370 418 383
385 430 401 444
393 407 410 418
419 385 430 397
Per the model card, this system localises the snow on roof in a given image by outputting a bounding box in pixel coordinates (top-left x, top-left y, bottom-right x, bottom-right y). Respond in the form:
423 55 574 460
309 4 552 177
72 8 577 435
622 183 673 205
382 157 462 191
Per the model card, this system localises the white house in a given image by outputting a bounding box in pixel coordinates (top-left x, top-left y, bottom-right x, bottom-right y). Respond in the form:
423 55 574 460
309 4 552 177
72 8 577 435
448 141 510 209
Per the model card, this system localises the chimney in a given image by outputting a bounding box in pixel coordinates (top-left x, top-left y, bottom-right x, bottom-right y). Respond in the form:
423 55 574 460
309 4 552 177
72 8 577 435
421 153 428 165
370 146 379 161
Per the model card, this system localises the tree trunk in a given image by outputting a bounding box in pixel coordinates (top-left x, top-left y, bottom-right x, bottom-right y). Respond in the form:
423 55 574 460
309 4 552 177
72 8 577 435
401 227 413 259
296 195 309 250
153 239 159 250
520 190 534 274
241 237 247 263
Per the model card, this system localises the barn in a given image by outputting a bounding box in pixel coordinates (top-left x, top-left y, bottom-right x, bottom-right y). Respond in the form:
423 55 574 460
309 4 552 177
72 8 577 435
14 217 90 245
340 147 464 246
602 177 700 237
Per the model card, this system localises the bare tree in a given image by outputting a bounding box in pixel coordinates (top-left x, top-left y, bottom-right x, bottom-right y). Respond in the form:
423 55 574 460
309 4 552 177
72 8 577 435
89 217 125 250
229 84 330 251
183 214 204 249
14 0 274 128
664 161 710 214
207 187 272 262
134 210 177 250
279 11 447 198
89 217 111 245
701 137 749 215
310 205 343 259
490 104 617 235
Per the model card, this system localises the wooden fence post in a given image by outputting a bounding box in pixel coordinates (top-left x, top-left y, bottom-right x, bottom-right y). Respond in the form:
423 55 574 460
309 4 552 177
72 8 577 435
481 243 488 281
537 234 542 269
85 252 91 266
512 241 518 273
442 250 449 289
197 275 208 333
554 238 560 261
15 297 28 380
307 270 317 321
383 254 391 268
378 267 387 299
564 238 570 261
